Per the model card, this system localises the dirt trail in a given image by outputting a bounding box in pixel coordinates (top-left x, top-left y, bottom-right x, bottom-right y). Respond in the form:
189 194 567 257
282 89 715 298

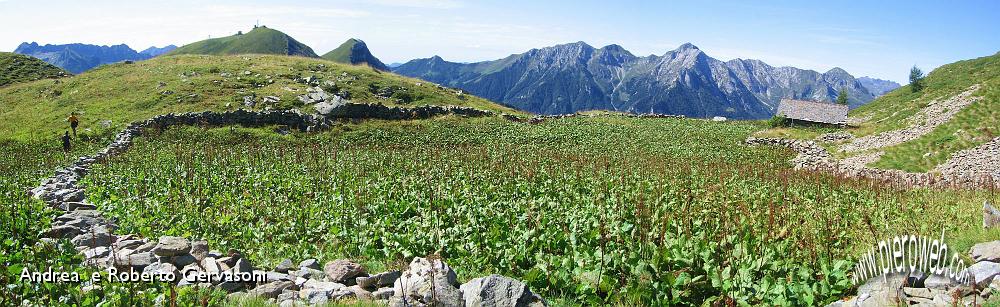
839 84 981 153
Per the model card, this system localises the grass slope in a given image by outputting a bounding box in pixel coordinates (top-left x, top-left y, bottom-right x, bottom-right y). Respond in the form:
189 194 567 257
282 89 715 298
0 54 518 139
0 52 69 87
167 27 319 58
851 52 1000 172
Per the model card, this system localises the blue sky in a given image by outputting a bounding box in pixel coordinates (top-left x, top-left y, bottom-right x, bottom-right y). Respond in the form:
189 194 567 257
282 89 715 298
1 0 997 83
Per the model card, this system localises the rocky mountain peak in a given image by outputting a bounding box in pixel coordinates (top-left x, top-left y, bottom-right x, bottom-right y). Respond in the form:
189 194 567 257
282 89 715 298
824 67 852 78
677 42 700 51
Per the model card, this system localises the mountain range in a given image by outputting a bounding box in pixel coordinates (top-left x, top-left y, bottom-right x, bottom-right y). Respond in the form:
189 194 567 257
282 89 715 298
13 27 900 118
14 42 174 74
394 42 899 118
857 76 902 96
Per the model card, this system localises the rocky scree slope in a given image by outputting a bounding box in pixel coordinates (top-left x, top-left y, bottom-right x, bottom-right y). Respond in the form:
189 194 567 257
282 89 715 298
394 42 881 118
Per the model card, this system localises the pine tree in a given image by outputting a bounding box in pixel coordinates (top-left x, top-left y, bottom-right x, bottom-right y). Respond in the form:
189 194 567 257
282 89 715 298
836 88 849 105
909 66 925 92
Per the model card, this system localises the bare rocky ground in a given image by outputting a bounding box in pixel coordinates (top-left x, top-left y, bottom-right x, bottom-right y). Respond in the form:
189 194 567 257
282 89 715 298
840 84 982 153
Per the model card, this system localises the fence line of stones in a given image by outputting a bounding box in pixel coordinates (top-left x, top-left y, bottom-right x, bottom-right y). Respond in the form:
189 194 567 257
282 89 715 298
745 137 1000 189
27 106 548 307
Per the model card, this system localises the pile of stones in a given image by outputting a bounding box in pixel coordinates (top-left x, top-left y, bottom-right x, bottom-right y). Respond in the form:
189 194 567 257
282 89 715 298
27 107 547 306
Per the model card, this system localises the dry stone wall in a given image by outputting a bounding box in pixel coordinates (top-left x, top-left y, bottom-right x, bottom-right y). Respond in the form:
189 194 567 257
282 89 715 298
746 137 1000 189
27 106 547 307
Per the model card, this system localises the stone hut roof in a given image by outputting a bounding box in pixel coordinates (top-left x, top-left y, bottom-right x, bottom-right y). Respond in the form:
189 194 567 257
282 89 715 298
776 99 848 125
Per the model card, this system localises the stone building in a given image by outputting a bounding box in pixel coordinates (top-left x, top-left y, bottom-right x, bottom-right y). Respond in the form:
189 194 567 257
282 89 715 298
776 99 848 126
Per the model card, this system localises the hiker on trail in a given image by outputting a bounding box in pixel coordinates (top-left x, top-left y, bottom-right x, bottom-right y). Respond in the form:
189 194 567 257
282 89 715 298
62 131 72 153
67 112 80 137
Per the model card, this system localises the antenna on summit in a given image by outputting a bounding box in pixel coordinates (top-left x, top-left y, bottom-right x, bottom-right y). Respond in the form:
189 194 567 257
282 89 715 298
255 19 259 29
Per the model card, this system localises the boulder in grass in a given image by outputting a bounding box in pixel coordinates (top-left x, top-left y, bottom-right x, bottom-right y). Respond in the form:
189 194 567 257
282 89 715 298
299 258 320 270
71 231 112 248
249 281 296 299
115 252 158 271
323 259 366 284
274 259 294 273
190 240 209 261
985 201 999 228
357 270 401 289
152 236 190 257
970 241 1000 263
460 274 547 307
968 261 1000 287
390 257 463 307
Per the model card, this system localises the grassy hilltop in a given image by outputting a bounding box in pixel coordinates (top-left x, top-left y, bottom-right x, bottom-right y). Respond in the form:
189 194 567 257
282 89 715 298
321 39 390 71
0 54 517 139
0 52 69 87
166 27 319 57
